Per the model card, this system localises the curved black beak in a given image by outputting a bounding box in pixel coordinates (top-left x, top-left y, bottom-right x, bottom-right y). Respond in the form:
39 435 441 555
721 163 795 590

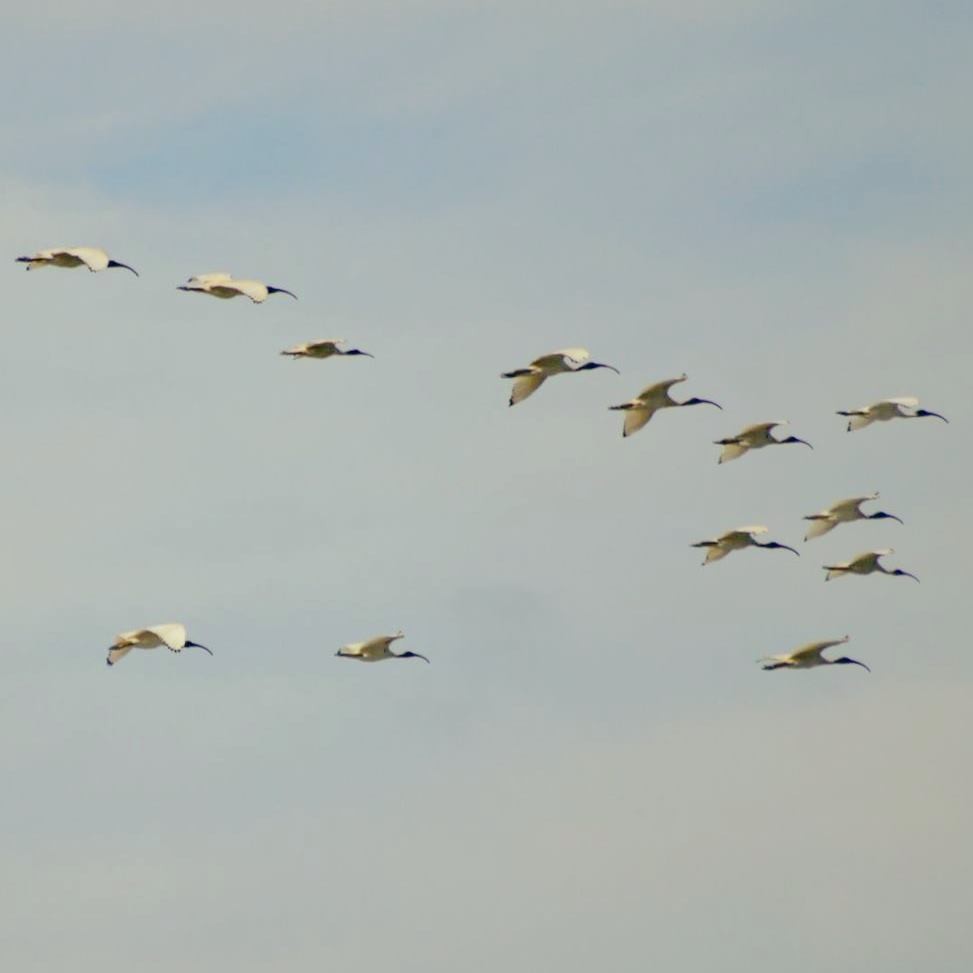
184 640 213 656
107 259 139 276
763 541 800 556
397 651 430 663
684 397 722 409
837 657 871 672
267 286 298 299
916 409 948 423
577 361 620 374
347 348 374 357
785 436 813 449
895 570 920 583
873 512 904 525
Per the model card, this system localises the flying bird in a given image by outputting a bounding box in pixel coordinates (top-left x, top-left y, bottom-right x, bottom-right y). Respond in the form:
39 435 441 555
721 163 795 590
803 493 903 541
760 636 870 672
823 549 919 582
16 246 138 276
715 421 812 463
335 631 430 664
608 373 721 437
177 272 297 303
837 397 948 431
107 623 212 667
280 339 374 360
691 525 799 565
501 347 619 406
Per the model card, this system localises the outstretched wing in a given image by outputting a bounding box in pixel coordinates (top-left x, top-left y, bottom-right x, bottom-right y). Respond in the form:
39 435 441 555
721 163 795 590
65 247 110 271
739 420 783 438
718 441 749 463
830 495 878 516
622 408 654 437
790 637 849 661
106 644 135 666
804 518 837 541
635 375 687 403
145 623 187 651
509 372 547 405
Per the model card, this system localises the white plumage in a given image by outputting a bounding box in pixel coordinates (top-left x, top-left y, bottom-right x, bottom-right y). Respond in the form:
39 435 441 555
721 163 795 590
17 246 138 275
106 623 212 667
501 347 619 406
837 397 948 431
714 420 812 463
335 631 430 664
690 525 799 564
760 636 870 672
178 273 297 303
608 374 721 438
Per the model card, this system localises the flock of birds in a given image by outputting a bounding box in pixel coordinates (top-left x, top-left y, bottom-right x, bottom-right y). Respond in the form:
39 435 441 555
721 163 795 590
17 244 951 676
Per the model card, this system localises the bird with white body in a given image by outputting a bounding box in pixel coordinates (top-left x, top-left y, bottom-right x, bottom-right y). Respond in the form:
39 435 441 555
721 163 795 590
280 339 374 360
501 347 619 406
608 373 721 438
691 525 799 565
106 623 212 667
803 493 903 541
823 549 919 583
335 631 429 664
760 635 870 672
836 396 948 431
16 246 138 276
177 272 297 303
714 420 812 463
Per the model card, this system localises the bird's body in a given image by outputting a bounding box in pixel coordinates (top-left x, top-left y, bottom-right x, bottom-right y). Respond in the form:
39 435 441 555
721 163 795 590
16 246 138 275
760 636 869 672
715 421 812 463
837 397 948 431
691 525 799 564
803 493 903 541
178 273 297 303
280 339 373 360
107 623 212 666
609 373 721 437
501 347 619 406
823 549 919 582
336 631 429 664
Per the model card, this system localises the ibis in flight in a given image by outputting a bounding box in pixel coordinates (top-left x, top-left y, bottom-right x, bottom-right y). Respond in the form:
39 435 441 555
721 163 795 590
691 525 799 565
16 246 138 276
715 421 812 464
760 636 870 672
280 339 374 360
177 272 297 303
609 373 721 437
823 549 919 583
837 397 948 431
501 347 619 406
803 493 903 541
336 631 430 664
106 623 212 667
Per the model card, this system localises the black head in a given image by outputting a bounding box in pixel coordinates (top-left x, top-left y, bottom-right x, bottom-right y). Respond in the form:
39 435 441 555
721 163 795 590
267 285 298 299
575 361 620 374
892 569 920 582
782 435 813 449
682 396 722 409
916 408 948 423
869 511 904 525
107 259 139 276
834 656 871 672
345 348 374 358
396 650 430 663
184 640 214 656
763 541 800 556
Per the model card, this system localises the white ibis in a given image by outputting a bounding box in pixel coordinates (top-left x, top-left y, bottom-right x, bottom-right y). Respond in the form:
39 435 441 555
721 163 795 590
760 636 870 672
803 493 903 541
691 525 799 565
16 246 138 276
177 272 296 303
715 421 812 463
837 397 948 431
824 547 919 581
608 373 721 437
280 339 373 359
106 623 212 667
823 549 919 582
335 631 429 664
501 347 619 406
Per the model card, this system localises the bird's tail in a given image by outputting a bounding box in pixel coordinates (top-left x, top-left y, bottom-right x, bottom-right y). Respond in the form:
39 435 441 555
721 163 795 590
761 661 791 671
501 368 533 379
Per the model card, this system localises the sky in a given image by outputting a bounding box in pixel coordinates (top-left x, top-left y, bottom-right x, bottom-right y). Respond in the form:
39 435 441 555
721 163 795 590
1 2 971 969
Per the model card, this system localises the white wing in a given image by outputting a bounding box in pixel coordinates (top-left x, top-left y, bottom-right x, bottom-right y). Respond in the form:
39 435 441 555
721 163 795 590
731 525 768 537
107 644 135 666
884 397 920 408
509 372 547 405
145 623 187 651
226 279 270 303
188 272 234 287
847 413 875 431
65 247 110 271
635 375 687 402
718 442 749 463
790 636 849 661
549 347 590 365
804 518 837 541
622 408 654 437
739 420 785 438
829 494 878 516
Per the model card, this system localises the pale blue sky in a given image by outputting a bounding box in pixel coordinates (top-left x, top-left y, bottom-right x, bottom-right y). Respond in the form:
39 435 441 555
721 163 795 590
1 2 971 970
